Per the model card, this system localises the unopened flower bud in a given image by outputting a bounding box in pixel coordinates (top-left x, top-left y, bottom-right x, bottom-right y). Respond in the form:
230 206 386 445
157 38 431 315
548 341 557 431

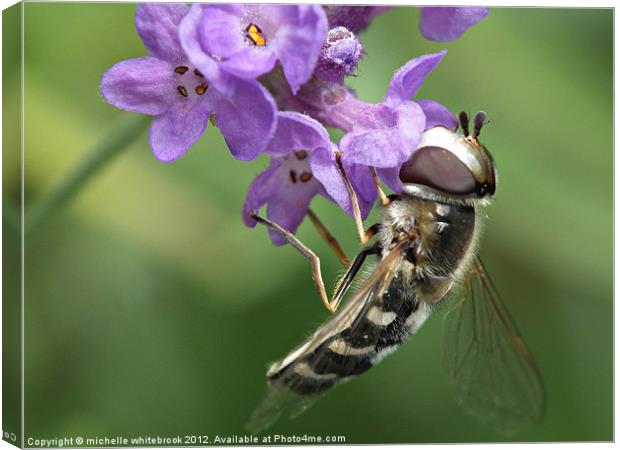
315 27 364 82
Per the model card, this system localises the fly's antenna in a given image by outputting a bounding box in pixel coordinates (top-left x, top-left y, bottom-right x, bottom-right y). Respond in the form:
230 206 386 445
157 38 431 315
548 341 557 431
473 111 487 140
458 111 470 137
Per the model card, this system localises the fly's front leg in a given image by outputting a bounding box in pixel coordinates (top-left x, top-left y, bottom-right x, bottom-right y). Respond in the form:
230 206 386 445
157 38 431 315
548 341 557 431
369 167 390 206
250 212 377 313
335 153 387 245
333 243 381 302
250 212 337 313
335 153 367 243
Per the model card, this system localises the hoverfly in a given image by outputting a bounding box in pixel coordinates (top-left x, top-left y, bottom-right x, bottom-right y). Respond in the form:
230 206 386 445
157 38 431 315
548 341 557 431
246 112 544 432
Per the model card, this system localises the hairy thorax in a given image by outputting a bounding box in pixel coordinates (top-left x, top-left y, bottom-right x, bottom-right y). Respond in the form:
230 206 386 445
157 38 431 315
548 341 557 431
379 194 479 303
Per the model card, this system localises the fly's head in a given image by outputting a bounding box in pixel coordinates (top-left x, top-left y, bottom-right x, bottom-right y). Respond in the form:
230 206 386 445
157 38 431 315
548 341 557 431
398 111 497 207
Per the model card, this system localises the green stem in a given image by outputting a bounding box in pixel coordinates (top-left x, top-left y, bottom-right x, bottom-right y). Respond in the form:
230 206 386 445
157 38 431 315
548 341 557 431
3 196 20 236
25 114 149 235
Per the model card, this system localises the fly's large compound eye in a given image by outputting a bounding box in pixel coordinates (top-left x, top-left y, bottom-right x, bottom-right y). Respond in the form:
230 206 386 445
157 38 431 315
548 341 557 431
399 146 477 195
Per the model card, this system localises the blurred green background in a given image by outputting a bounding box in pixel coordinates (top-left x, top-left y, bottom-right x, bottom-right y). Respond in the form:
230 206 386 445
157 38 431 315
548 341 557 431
4 4 612 444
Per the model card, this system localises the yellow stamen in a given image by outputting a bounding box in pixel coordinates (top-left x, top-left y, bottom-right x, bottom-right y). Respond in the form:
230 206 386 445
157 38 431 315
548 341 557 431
245 23 266 46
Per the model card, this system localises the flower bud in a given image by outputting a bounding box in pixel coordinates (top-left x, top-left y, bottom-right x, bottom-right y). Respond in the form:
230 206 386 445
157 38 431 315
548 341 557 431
315 27 364 82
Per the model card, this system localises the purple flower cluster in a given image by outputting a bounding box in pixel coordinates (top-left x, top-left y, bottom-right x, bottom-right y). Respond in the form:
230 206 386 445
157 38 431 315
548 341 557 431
101 4 487 244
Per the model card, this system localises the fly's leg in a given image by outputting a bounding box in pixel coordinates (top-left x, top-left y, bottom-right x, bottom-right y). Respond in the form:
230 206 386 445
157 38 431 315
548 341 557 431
333 244 381 300
369 167 390 206
335 153 367 243
250 212 378 313
306 208 349 267
251 212 336 313
335 153 385 244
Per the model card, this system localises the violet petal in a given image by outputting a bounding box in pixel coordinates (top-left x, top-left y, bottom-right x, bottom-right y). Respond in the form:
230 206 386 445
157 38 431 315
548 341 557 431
269 5 328 93
418 99 458 130
179 4 232 95
246 153 324 246
339 101 425 168
420 7 489 42
197 5 246 59
323 6 390 33
384 50 447 107
266 191 313 246
149 99 211 163
265 112 331 157
377 166 403 193
311 146 375 219
242 159 282 227
347 163 378 218
311 146 350 214
209 78 277 161
135 3 190 62
100 57 175 116
219 47 277 81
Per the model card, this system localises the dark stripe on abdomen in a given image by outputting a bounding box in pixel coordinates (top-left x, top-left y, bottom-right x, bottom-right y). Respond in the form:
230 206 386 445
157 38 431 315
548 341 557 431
268 276 427 396
307 339 374 377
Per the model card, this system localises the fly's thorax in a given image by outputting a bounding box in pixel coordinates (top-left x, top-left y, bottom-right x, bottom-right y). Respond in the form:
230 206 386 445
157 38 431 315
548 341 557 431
380 195 479 303
385 115 495 302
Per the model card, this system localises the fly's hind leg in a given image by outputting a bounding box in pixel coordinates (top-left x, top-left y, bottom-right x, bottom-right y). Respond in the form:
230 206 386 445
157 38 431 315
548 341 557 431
250 212 379 313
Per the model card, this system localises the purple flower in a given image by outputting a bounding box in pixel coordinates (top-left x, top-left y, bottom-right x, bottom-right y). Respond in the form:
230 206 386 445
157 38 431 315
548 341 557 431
179 4 328 96
323 6 390 33
377 50 458 191
101 3 277 162
243 112 375 245
294 50 455 193
323 6 487 41
419 7 489 41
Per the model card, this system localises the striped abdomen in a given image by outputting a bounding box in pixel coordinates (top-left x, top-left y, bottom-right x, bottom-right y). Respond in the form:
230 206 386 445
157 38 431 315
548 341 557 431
267 274 431 396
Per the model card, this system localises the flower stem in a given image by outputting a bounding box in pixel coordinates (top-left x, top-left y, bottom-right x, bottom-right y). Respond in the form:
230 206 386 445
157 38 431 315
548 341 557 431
25 115 150 235
3 196 20 236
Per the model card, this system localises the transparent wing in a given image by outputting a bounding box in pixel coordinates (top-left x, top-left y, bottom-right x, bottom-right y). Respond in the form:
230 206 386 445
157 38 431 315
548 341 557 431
442 257 545 431
247 242 409 432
